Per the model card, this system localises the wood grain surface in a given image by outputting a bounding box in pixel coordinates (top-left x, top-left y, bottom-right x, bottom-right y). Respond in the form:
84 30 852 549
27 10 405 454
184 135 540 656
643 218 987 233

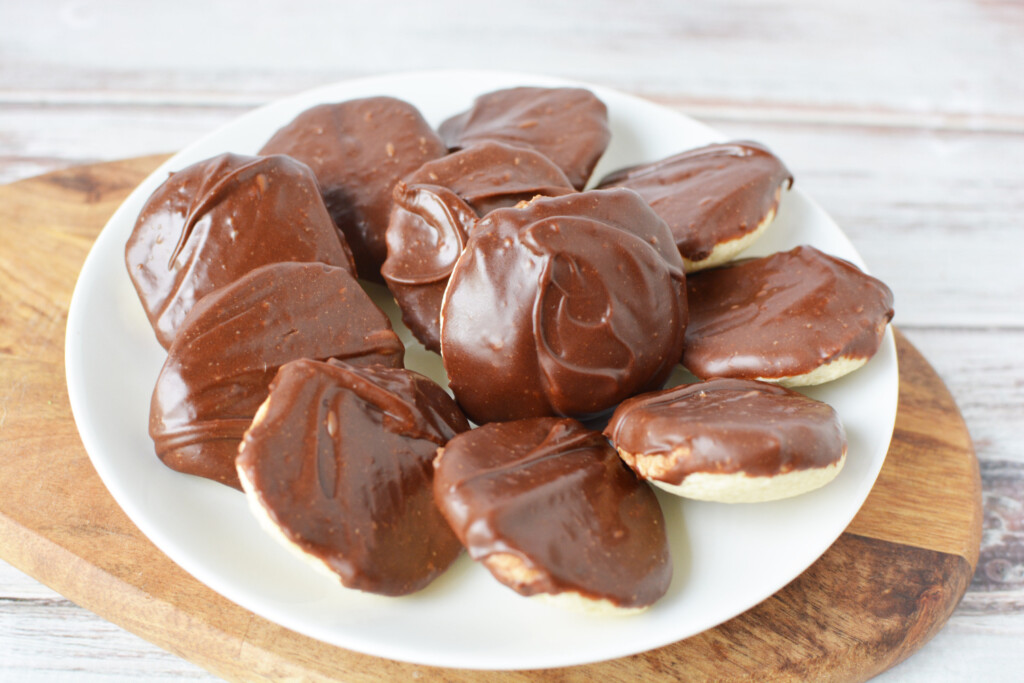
1 1 1022 679
0 157 982 681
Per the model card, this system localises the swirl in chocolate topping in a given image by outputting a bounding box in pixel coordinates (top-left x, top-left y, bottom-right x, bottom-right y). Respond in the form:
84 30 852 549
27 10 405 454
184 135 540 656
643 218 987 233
150 262 404 490
260 97 447 282
440 188 688 424
433 417 671 609
404 140 576 216
683 245 894 383
381 141 575 351
125 153 355 348
605 378 847 481
598 141 793 268
439 87 611 190
237 360 469 596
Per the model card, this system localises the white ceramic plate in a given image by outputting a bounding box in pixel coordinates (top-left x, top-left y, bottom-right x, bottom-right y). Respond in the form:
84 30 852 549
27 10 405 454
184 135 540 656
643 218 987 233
65 70 898 670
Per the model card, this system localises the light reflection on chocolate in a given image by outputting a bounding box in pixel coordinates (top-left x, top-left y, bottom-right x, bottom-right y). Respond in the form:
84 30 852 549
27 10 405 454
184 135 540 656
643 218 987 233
683 245 894 381
150 262 404 489
439 87 611 190
598 141 792 266
382 141 575 351
605 378 847 481
260 97 446 282
440 188 687 423
433 416 671 609
237 359 469 596
125 153 354 348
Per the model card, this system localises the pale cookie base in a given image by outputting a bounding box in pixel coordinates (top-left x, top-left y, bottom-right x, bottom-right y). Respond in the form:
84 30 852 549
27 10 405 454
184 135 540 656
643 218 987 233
618 447 846 504
237 398 359 590
682 185 785 273
483 552 647 616
758 354 869 388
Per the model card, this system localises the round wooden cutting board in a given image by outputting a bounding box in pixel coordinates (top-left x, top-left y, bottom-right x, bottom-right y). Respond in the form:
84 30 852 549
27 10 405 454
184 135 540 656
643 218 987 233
0 157 982 682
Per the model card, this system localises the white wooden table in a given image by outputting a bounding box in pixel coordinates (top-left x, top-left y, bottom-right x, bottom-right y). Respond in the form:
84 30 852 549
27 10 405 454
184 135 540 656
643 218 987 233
2 1 1022 680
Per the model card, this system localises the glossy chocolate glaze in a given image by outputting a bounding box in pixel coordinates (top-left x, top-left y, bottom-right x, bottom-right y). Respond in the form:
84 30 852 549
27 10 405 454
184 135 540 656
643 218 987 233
439 87 611 190
237 360 469 596
381 141 575 351
683 245 895 381
405 140 576 216
433 417 671 609
125 153 355 349
605 378 847 481
381 183 476 353
150 262 404 489
440 188 688 424
598 141 793 264
260 97 446 282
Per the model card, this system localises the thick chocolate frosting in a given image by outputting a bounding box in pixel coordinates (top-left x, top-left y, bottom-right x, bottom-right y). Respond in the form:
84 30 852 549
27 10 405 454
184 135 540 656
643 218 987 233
439 87 611 190
598 141 793 266
150 262 404 489
381 141 575 351
260 97 447 282
440 188 688 424
403 140 576 216
605 378 847 481
237 359 469 596
125 153 354 348
683 245 895 381
433 417 671 609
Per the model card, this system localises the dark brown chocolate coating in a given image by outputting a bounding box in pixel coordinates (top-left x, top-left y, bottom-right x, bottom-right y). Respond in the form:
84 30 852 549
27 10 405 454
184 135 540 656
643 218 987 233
125 153 355 349
150 262 404 489
260 97 447 282
237 360 469 596
604 378 847 482
598 141 793 264
433 417 671 609
405 140 576 216
683 245 895 381
440 188 688 424
381 141 575 351
439 87 611 190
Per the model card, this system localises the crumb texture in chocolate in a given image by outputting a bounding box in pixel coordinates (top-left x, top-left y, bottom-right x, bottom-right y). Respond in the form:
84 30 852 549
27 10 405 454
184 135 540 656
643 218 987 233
260 97 446 282
402 140 575 216
605 378 847 482
150 262 404 489
598 141 792 265
381 141 575 352
439 86 611 190
237 359 468 596
440 188 688 423
683 245 894 382
125 153 354 348
433 417 672 609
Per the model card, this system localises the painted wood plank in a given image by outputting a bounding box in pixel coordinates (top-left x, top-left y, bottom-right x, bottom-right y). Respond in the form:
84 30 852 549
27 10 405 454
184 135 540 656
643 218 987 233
874 612 1024 682
0 156 988 683
3 1 1023 121
0 0 1020 676
0 588 216 681
1 107 1022 330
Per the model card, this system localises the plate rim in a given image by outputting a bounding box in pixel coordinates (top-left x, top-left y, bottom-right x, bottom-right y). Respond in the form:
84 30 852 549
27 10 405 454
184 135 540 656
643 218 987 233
64 68 899 670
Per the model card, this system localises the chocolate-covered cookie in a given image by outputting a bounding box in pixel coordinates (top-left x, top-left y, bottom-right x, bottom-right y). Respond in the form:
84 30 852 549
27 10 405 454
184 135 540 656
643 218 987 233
125 153 355 348
598 141 793 271
605 378 847 503
237 360 469 596
683 245 894 385
433 417 671 612
440 188 687 423
381 141 575 351
151 262 404 489
439 87 611 190
260 97 447 282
